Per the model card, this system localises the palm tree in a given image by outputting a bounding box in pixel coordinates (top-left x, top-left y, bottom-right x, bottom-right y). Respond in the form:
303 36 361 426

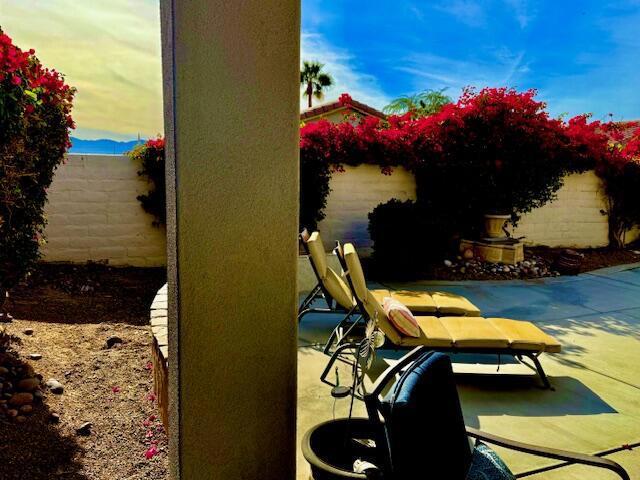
383 89 452 117
300 61 334 109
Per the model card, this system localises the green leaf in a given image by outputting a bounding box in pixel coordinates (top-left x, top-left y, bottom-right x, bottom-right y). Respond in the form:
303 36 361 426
24 90 38 101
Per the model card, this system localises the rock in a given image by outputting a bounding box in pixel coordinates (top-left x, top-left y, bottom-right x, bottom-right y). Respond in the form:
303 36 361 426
9 392 33 406
502 266 510 273
0 367 8 375
28 353 42 361
46 379 64 394
106 336 123 348
76 421 92 436
460 267 466 274
522 260 531 268
19 404 33 414
462 249 474 260
49 412 61 423
7 409 18 418
17 378 40 392
23 328 34 336
33 390 44 400
15 415 27 423
444 260 453 268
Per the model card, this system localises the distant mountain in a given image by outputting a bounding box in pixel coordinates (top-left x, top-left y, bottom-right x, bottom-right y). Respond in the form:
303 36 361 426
69 137 143 155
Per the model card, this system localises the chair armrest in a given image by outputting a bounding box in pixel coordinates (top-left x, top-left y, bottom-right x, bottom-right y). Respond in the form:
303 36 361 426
368 346 428 398
466 427 630 480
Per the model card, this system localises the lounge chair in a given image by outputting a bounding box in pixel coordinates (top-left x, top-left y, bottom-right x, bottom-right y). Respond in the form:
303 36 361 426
336 241 562 388
298 230 481 323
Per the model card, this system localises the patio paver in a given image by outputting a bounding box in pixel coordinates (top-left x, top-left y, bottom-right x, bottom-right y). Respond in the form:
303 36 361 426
298 264 640 479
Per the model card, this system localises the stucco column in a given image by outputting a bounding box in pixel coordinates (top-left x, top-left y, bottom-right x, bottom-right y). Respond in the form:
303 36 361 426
160 1 300 479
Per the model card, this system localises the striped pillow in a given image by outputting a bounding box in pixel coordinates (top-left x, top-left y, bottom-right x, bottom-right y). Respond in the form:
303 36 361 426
383 297 421 338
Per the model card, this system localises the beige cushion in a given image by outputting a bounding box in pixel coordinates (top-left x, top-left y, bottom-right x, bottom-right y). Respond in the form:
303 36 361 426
440 317 510 349
370 289 392 304
391 290 438 313
488 318 562 353
323 268 356 310
371 289 438 314
432 292 481 316
343 243 368 302
307 232 327 278
383 297 421 338
400 317 453 348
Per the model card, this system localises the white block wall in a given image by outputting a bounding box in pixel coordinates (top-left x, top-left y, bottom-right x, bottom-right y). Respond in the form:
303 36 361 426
317 167 637 253
513 171 610 247
42 154 167 266
40 157 637 266
317 164 416 255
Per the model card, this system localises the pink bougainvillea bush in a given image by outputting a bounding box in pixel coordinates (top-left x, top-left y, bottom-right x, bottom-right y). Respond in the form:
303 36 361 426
300 89 640 267
128 137 166 227
0 28 75 290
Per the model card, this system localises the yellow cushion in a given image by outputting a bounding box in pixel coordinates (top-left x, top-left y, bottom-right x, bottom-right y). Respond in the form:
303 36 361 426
432 292 481 316
307 232 328 279
343 243 368 303
371 289 438 314
400 317 453 348
370 289 392 304
440 317 510 349
323 267 356 310
488 318 562 353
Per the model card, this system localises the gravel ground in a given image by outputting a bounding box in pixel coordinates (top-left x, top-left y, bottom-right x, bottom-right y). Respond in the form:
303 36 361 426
0 264 168 480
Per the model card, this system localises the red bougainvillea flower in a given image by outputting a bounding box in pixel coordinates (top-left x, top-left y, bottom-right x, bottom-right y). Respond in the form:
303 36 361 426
338 93 353 106
146 392 156 402
144 360 153 371
144 445 159 460
111 386 121 394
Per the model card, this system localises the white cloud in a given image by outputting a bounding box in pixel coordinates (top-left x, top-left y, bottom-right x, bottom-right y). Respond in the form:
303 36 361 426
432 0 486 28
301 32 390 110
503 0 536 29
396 48 529 94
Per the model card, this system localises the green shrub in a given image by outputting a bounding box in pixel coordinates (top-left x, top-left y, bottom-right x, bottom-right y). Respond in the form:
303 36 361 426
368 199 454 277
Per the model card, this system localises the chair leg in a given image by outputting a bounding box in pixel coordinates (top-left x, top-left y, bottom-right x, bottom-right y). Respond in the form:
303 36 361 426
522 353 554 390
320 342 358 387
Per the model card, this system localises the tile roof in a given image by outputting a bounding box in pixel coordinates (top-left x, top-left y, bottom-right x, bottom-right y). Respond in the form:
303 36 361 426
300 98 387 121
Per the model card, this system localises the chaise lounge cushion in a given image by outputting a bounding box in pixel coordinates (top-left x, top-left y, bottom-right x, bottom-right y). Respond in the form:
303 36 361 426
440 317 510 349
306 232 355 310
488 318 562 353
399 316 453 348
432 292 482 316
371 289 438 313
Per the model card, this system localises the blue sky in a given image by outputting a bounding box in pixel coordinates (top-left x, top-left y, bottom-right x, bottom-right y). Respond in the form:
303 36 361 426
2 0 639 143
302 0 640 122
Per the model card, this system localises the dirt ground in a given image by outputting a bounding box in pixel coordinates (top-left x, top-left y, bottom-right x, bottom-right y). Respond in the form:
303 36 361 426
0 264 168 480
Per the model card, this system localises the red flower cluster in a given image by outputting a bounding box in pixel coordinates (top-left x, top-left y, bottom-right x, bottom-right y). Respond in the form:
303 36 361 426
301 87 637 175
0 30 75 143
146 137 165 150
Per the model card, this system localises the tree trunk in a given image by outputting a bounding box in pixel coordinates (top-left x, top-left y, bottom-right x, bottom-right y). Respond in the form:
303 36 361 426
307 82 313 108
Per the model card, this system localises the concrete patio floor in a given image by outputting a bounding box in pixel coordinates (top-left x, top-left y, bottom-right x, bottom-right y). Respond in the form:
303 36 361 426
297 263 640 479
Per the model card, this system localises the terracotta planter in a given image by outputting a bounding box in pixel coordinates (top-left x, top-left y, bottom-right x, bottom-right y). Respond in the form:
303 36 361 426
484 214 511 238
